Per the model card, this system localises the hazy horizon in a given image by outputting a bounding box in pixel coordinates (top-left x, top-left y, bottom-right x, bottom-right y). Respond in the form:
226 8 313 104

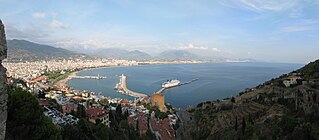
1 0 319 63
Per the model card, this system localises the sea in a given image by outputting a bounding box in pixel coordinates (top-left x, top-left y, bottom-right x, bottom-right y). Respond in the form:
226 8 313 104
68 62 302 108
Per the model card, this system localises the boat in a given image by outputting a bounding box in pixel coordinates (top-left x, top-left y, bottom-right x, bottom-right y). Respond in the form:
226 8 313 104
162 79 180 88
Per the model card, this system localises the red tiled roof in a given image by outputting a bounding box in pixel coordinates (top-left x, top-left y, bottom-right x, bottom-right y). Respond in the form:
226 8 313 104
86 108 109 118
32 75 48 83
120 99 129 104
138 113 148 133
149 117 175 140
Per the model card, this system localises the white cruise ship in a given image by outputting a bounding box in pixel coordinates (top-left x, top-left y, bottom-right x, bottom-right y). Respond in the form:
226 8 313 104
162 79 180 88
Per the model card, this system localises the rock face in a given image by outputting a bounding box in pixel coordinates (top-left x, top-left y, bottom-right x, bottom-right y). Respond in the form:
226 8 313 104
0 19 7 140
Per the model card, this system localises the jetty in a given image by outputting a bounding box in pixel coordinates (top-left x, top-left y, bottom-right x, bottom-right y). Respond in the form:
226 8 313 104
115 74 199 97
116 74 148 98
155 78 199 93
156 88 166 93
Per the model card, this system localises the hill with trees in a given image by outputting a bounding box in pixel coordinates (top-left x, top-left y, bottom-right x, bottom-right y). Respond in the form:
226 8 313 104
179 59 319 140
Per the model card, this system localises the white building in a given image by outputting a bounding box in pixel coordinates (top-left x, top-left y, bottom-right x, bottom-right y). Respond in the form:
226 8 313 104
283 76 302 87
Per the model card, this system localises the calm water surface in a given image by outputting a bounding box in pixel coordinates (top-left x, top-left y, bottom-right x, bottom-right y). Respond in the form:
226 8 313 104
68 62 302 108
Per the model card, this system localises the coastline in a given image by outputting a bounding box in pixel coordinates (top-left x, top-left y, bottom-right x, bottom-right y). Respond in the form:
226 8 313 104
54 62 203 89
55 71 78 88
55 60 253 93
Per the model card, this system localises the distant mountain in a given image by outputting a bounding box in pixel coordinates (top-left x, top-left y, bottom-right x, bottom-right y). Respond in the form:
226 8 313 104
7 39 84 61
92 48 152 60
158 50 200 60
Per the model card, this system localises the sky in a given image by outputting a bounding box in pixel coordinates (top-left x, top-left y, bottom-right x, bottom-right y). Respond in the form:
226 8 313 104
0 0 319 63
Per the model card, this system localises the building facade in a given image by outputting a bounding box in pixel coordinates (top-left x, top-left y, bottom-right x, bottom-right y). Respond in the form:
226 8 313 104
151 93 165 112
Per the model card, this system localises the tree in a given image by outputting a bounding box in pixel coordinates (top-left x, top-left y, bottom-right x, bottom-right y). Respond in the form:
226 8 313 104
231 97 236 103
242 117 246 135
6 87 61 140
95 123 111 140
235 117 238 131
124 110 129 119
248 113 253 124
116 104 123 115
77 104 87 118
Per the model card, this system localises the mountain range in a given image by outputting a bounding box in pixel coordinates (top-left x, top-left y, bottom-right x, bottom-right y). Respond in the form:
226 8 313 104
6 39 207 61
158 50 200 60
7 39 85 61
90 48 153 60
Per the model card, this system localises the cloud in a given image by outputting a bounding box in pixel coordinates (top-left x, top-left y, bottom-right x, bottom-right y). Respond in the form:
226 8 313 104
212 48 222 52
188 43 208 50
280 26 310 32
55 39 131 51
5 22 50 41
239 0 299 12
219 0 300 13
49 20 69 29
280 19 318 33
32 12 46 19
178 43 208 50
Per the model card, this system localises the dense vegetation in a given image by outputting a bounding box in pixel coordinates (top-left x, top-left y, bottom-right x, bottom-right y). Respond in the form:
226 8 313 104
63 105 153 140
5 87 61 140
297 59 319 79
5 86 153 140
143 103 170 119
43 70 72 85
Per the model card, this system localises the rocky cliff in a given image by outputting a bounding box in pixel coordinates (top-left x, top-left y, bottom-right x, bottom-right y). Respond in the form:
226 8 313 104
0 19 7 140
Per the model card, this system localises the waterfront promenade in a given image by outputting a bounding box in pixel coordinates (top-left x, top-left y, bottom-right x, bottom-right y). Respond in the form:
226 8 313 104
117 74 148 98
69 74 106 79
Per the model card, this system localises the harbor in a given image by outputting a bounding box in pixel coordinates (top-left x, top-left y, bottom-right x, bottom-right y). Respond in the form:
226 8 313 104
66 62 298 108
115 74 199 96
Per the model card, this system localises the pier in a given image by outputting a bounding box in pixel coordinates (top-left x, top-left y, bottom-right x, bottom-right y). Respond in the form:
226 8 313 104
115 74 199 97
155 78 199 93
116 74 148 98
156 88 166 93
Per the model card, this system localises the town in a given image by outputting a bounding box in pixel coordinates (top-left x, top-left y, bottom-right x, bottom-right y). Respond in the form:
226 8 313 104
3 58 193 140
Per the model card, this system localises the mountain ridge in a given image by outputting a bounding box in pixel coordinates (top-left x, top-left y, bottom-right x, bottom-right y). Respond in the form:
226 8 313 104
157 50 199 60
7 39 85 61
91 48 153 60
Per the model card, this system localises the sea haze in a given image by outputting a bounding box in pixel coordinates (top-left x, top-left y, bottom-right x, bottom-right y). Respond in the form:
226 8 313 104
68 62 302 108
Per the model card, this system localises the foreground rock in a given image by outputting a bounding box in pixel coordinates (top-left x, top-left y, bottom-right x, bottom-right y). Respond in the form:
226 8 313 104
0 19 7 140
